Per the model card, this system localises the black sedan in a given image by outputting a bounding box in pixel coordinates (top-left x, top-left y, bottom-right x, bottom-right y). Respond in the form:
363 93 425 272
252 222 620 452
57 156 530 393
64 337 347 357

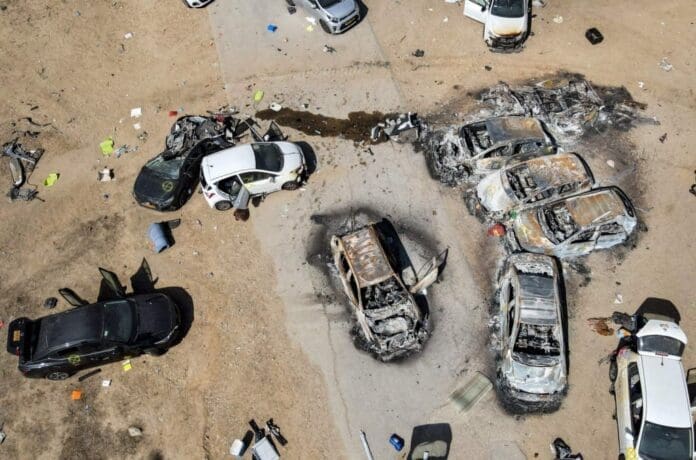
133 115 236 211
6 292 180 380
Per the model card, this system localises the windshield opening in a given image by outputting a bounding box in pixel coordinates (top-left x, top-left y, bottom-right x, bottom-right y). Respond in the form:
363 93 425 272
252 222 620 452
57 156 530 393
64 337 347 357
539 203 578 244
491 0 525 18
638 335 685 357
252 143 283 172
513 322 560 357
146 155 185 180
639 422 691 460
103 301 135 343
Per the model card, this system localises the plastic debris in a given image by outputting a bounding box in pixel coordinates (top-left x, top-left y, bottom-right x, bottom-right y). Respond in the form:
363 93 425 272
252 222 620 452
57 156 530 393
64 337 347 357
487 223 506 237
71 390 83 401
389 434 404 451
124 32 133 39
267 24 278 32
130 107 142 118
269 103 282 112
638 81 645 89
412 49 425 57
43 297 58 309
360 430 375 460
585 28 603 45
322 44 336 53
306 25 314 32
253 90 265 103
102 379 112 387
614 294 623 304
122 360 132 372
43 172 59 187
128 427 143 437
133 122 141 130
98 168 114 182
606 159 615 168
230 439 247 457
0 429 5 445
551 437 583 459
78 368 102 382
168 110 178 117
659 57 673 72
553 15 563 24
100 137 115 156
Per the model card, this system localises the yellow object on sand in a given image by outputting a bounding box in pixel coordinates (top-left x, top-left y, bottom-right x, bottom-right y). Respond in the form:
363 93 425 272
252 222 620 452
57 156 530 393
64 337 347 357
43 173 59 187
306 25 314 32
253 90 264 103
100 137 115 156
122 360 132 372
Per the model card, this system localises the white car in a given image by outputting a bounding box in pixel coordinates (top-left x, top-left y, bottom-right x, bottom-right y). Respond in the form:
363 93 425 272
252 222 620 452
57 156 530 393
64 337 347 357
464 0 530 51
611 314 695 460
200 142 306 211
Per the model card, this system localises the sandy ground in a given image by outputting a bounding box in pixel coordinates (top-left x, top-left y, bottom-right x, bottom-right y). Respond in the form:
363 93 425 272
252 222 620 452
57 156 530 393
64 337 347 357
0 0 695 459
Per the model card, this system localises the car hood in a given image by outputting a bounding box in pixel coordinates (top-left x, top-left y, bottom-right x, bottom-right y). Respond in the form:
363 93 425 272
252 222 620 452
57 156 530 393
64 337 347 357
511 208 555 253
133 166 178 208
476 170 516 213
488 14 527 37
135 294 179 342
322 0 357 19
503 354 566 394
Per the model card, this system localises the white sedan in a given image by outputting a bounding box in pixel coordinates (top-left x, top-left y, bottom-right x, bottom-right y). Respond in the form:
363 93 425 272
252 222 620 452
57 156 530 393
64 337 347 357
200 142 306 211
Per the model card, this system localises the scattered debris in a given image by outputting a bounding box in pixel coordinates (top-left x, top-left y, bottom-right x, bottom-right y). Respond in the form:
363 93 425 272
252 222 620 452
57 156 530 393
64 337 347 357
306 25 314 32
412 49 425 57
130 107 142 118
322 44 335 53
124 32 133 39
659 132 667 143
658 57 673 72
269 102 282 112
78 368 102 382
450 372 492 412
43 172 59 187
71 390 83 401
690 170 696 197
606 159 615 168
98 167 114 182
168 110 178 117
359 430 375 460
551 437 583 459
553 15 563 24
587 317 614 336
133 122 141 130
266 419 287 446
638 81 645 89
122 360 132 372
114 144 138 158
230 438 247 457
585 28 603 45
43 297 58 309
102 379 112 387
370 112 422 143
614 293 623 304
484 65 492 71
267 23 278 32
249 419 281 460
389 434 404 451
2 139 44 201
128 426 143 437
148 220 179 253
0 427 5 445
253 90 265 103
137 131 149 142
287 5 296 14
100 137 115 156
487 223 506 237
305 16 317 25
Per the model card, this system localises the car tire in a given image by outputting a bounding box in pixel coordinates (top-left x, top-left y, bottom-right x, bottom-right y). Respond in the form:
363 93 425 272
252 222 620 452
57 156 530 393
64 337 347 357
281 181 300 191
46 371 71 381
609 359 618 382
214 201 232 211
319 20 332 34
145 348 165 356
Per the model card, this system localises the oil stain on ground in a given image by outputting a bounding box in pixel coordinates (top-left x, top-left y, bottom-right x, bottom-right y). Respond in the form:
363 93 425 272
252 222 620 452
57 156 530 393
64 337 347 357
255 108 395 143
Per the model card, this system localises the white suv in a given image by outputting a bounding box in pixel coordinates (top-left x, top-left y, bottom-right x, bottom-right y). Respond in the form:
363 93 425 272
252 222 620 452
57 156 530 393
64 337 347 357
611 314 695 460
200 142 306 211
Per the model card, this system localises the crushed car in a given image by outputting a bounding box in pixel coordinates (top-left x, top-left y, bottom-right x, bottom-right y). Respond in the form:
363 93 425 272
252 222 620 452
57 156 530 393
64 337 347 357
495 253 567 412
133 114 242 211
330 222 446 361
506 186 637 258
464 0 530 52
472 152 595 219
286 0 361 34
424 116 555 186
6 268 181 380
609 303 695 460
200 141 307 211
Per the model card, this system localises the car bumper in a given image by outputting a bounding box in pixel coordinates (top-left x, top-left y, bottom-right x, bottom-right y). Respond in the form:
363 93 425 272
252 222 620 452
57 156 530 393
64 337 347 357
486 34 527 52
329 11 360 33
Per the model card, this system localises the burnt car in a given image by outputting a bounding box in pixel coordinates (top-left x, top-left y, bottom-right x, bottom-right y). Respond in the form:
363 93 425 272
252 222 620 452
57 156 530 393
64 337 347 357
133 115 238 211
6 268 181 380
496 253 567 412
426 116 555 185
330 223 446 361
506 186 637 258
473 152 595 219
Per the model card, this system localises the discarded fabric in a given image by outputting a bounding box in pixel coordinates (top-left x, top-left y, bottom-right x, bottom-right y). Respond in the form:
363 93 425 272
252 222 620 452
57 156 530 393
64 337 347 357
100 137 115 155
253 90 265 103
43 172 59 187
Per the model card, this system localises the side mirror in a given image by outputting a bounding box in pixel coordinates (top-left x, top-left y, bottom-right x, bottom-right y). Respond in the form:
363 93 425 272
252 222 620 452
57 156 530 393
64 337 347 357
481 5 487 12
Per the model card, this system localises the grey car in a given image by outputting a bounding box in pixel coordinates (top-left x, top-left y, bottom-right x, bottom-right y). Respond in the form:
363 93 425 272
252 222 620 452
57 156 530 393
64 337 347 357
287 0 360 34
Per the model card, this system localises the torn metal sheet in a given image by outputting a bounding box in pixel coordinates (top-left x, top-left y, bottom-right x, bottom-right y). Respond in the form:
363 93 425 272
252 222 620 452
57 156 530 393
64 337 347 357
2 139 44 202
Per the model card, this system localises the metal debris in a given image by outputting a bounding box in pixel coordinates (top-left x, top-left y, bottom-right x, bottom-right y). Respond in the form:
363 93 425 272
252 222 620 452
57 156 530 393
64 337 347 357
370 112 422 143
2 139 44 202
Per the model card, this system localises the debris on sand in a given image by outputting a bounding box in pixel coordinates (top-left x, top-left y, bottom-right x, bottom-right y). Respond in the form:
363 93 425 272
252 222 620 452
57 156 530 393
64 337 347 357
370 112 423 143
127 426 143 437
2 139 44 201
450 372 492 412
551 437 583 459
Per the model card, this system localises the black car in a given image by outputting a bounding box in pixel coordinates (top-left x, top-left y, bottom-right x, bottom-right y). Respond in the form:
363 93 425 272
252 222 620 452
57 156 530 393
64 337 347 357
133 115 238 211
6 269 181 380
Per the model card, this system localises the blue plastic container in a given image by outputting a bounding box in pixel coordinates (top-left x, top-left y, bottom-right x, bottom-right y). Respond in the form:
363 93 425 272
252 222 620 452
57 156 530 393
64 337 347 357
389 434 404 451
267 24 278 32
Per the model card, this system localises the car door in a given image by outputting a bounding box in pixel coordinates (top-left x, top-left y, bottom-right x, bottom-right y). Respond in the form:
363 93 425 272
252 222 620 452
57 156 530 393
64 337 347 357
562 228 597 256
410 249 448 294
595 222 627 249
464 0 489 23
474 145 513 173
614 356 633 454
239 171 279 195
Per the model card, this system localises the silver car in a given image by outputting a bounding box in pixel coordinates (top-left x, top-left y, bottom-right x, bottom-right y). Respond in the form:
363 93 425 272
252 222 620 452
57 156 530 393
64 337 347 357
287 0 360 34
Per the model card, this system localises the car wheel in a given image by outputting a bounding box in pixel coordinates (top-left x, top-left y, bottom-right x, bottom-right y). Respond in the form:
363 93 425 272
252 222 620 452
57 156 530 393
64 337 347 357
281 181 300 191
609 359 618 382
46 371 71 381
319 20 332 34
145 348 165 356
214 201 232 211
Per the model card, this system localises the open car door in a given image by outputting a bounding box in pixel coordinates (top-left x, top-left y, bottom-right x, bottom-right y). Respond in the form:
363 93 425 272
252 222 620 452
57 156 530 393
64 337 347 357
98 267 127 298
464 0 488 23
58 288 89 307
410 249 448 294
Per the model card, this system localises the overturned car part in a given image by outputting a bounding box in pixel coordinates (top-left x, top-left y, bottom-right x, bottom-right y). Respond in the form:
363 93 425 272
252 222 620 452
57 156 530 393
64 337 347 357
2 139 44 202
330 222 446 361
370 112 423 143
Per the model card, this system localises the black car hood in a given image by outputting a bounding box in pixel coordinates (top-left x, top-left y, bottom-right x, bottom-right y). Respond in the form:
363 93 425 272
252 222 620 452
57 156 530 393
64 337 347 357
133 166 179 209
135 294 178 343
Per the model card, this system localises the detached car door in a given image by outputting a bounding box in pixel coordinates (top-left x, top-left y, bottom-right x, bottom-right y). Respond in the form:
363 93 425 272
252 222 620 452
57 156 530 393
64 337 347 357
464 0 489 23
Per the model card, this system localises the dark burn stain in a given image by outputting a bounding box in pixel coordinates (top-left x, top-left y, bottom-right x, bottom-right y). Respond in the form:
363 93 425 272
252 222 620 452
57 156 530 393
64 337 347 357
587 317 614 336
255 108 396 143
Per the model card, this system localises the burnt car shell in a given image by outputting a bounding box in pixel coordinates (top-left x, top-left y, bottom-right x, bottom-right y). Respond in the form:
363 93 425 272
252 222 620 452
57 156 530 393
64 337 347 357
6 293 180 379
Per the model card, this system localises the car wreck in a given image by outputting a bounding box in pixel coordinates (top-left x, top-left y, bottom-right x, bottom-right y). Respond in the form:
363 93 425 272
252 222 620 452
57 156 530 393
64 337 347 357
424 116 555 186
330 222 446 361
464 0 531 52
473 152 595 219
496 253 567 413
506 186 637 258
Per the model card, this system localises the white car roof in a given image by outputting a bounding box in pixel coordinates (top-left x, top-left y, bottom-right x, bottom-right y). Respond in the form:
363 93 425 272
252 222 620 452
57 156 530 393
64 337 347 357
636 319 688 346
641 355 692 428
202 144 255 182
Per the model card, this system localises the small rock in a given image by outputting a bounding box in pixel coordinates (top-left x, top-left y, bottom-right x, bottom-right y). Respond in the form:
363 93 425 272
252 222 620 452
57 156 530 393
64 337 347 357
128 427 143 437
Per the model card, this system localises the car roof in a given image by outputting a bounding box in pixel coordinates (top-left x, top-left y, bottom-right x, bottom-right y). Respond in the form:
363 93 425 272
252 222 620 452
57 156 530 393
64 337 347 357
339 226 395 287
517 274 558 325
202 144 256 182
640 355 692 428
486 117 546 145
34 304 105 357
505 153 591 191
561 187 629 228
